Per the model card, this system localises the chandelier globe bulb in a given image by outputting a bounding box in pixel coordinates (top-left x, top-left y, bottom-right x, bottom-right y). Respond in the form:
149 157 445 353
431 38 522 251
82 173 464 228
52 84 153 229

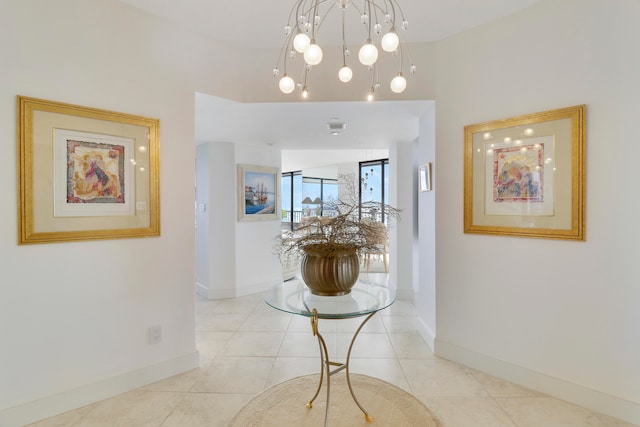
304 42 323 65
278 74 296 94
338 66 353 82
381 31 399 52
358 40 378 66
390 73 407 93
293 32 310 53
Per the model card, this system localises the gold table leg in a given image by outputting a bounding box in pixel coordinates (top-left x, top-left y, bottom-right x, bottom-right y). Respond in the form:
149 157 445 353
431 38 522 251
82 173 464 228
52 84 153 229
306 309 376 426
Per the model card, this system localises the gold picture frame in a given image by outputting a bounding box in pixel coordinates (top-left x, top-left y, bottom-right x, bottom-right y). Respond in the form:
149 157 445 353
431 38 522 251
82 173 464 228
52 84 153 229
17 96 160 244
464 105 585 240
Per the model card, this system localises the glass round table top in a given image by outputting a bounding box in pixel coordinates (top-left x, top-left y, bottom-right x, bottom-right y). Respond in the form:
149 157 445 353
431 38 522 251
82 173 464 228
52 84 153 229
265 279 396 319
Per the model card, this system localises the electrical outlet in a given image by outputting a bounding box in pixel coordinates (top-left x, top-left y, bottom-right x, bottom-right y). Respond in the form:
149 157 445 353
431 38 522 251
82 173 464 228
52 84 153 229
148 325 162 345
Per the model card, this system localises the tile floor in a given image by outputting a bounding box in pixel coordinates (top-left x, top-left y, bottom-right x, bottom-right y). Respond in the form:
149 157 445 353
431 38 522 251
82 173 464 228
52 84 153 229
29 274 636 427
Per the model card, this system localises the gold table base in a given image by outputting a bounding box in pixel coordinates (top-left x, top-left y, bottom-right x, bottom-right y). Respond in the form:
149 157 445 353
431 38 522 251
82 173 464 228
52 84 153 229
306 308 376 427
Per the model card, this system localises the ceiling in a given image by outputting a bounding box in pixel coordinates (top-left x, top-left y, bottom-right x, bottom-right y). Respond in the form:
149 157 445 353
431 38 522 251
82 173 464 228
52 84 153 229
119 0 543 150
118 0 542 48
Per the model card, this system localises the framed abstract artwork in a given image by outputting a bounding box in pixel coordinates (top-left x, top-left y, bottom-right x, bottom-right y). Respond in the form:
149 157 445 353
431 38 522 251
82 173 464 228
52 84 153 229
17 96 160 244
464 105 585 240
237 164 280 222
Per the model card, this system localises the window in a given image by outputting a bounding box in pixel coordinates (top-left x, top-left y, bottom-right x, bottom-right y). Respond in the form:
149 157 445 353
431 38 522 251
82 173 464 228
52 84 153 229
281 172 338 230
359 159 389 223
281 171 302 231
302 176 338 217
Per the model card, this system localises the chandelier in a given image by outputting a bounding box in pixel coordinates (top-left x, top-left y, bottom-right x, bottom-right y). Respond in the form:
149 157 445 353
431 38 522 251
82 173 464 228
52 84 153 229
273 0 416 101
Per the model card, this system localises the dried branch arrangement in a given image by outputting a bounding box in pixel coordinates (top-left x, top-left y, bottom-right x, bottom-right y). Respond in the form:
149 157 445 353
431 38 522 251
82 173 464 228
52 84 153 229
277 173 401 258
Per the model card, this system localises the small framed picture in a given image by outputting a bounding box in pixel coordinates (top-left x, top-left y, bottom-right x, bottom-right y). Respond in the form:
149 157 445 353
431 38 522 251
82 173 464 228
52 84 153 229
419 163 432 192
237 164 280 222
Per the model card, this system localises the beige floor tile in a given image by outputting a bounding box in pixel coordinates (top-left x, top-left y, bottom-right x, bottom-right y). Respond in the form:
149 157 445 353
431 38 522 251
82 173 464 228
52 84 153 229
192 356 275 394
389 331 436 359
238 311 292 332
421 396 517 427
336 332 397 358
266 356 323 388
73 390 186 427
253 298 282 314
160 393 251 427
25 404 95 427
221 331 285 356
195 331 234 360
209 296 262 315
381 314 420 333
195 311 248 332
497 396 639 427
279 331 336 358
468 369 543 398
195 297 218 314
401 358 489 397
348 358 411 391
142 368 205 392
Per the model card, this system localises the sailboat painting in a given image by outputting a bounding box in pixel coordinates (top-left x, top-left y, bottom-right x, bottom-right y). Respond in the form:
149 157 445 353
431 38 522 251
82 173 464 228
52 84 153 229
237 164 280 222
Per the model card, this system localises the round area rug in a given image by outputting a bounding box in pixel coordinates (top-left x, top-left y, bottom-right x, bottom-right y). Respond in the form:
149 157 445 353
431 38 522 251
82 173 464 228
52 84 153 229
229 373 440 427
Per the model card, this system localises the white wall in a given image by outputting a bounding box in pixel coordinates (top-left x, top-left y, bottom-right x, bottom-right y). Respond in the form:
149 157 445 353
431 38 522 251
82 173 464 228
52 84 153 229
234 145 283 296
416 105 437 349
195 142 282 299
433 0 640 422
195 144 212 296
389 141 420 300
0 0 238 425
195 142 238 299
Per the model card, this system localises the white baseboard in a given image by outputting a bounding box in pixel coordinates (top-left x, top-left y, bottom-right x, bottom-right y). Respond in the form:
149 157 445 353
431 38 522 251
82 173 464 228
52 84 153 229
0 351 199 427
415 316 436 352
435 339 640 425
195 281 208 298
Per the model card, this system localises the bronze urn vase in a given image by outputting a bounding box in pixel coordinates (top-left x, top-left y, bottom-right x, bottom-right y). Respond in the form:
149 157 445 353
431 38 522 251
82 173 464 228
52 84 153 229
300 244 360 296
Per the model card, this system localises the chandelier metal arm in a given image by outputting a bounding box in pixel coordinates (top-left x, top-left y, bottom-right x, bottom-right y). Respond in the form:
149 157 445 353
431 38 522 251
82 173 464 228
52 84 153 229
311 1 320 39
341 8 349 66
291 0 337 40
275 30 296 75
370 0 381 33
389 0 407 24
315 2 339 39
